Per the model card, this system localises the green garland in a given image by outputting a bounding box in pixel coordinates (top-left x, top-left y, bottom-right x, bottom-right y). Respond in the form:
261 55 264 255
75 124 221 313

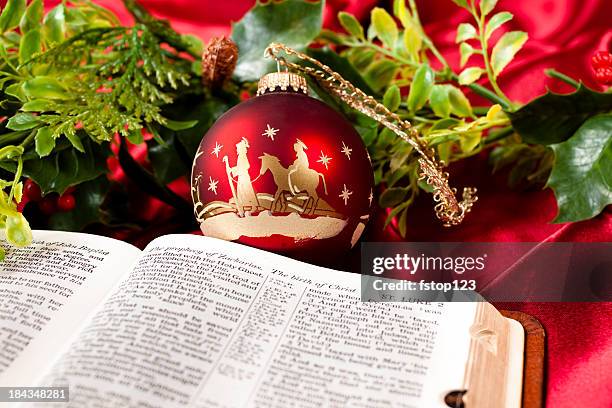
0 0 610 258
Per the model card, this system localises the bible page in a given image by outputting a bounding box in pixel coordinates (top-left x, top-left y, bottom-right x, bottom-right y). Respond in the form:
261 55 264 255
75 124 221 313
0 231 141 386
37 234 477 408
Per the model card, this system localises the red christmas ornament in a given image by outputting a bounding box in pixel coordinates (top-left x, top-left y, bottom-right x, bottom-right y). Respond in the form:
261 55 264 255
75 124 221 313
191 72 374 262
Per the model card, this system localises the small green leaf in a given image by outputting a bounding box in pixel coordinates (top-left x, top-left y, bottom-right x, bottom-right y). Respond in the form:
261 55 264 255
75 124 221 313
486 104 503 121
491 31 528 76
22 77 70 100
181 34 203 56
456 23 477 43
402 24 422 59
18 28 41 64
348 48 376 70
459 42 475 67
35 127 55 157
437 140 452 163
393 0 411 26
64 132 85 152
19 0 43 34
5 213 32 247
430 85 451 118
458 67 485 85
0 0 26 33
7 112 40 130
398 206 409 237
338 11 364 40
126 129 144 145
5 83 26 101
447 85 473 117
383 85 401 112
21 99 52 112
407 63 434 112
480 0 499 16
485 11 513 41
14 182 23 202
384 200 410 228
164 119 198 131
548 114 612 223
379 187 408 208
451 0 469 8
43 4 66 46
364 59 398 92
371 7 398 49
460 131 481 152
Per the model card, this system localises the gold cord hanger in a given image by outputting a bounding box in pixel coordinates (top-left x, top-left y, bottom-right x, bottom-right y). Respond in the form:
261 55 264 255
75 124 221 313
264 43 477 227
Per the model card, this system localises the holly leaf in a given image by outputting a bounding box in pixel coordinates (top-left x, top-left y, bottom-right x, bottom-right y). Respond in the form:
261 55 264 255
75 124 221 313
149 94 236 184
0 135 111 194
48 176 110 231
508 85 612 145
231 0 323 82
548 114 612 223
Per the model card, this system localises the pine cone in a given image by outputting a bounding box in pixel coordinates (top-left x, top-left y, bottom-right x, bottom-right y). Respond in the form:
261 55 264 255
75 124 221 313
202 37 238 89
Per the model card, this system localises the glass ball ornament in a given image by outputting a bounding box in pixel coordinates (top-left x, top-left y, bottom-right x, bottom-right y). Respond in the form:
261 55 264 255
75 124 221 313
191 71 374 263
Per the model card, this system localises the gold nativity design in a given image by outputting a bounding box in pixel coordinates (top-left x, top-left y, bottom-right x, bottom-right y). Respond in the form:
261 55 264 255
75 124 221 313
192 127 362 242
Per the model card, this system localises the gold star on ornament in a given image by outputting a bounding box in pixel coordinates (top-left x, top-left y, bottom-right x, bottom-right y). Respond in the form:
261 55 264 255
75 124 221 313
262 124 279 141
341 141 352 160
368 189 373 206
208 176 219 195
211 142 222 158
317 151 332 170
339 184 352 205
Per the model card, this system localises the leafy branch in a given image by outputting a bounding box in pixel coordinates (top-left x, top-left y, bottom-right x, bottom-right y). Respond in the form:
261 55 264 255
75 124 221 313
0 0 204 255
454 0 527 110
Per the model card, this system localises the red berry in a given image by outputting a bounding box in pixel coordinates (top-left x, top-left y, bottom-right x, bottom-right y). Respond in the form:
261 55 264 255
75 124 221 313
23 179 42 201
57 194 76 212
591 50 612 70
39 197 57 215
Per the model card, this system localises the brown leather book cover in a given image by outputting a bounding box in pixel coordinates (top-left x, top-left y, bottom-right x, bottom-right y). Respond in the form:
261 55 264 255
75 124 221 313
501 311 546 408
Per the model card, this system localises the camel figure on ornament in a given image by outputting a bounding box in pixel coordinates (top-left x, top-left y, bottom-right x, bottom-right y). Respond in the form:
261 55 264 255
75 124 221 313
258 139 328 216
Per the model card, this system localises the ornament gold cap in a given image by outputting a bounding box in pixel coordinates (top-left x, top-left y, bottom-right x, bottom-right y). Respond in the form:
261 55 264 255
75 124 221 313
257 71 308 96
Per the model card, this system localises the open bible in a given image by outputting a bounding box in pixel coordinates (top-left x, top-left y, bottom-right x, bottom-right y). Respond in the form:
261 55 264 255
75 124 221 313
0 231 524 407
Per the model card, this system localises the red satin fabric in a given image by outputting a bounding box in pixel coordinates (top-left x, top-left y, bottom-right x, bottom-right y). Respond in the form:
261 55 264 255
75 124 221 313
41 0 612 406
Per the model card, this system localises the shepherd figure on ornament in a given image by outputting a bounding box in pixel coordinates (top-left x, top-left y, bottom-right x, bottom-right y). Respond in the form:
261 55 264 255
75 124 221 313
222 137 260 217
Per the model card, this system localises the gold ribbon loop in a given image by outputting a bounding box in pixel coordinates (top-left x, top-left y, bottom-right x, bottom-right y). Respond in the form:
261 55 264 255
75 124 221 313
265 42 477 227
